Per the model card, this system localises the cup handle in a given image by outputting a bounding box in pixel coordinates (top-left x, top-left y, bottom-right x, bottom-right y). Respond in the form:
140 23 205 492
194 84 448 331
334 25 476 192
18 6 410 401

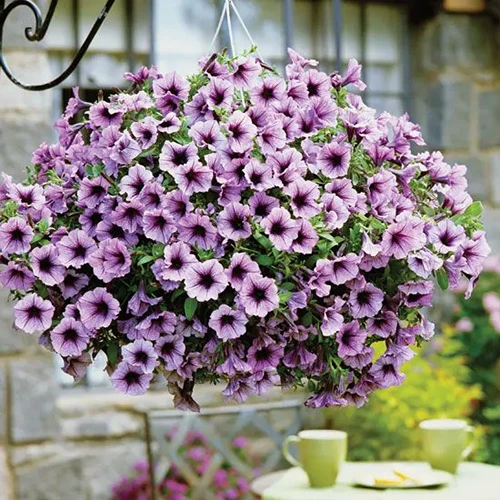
462 425 475 459
283 435 302 468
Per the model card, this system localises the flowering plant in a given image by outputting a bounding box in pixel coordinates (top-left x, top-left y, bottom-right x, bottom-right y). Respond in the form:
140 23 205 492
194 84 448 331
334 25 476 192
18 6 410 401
111 431 254 500
0 48 489 409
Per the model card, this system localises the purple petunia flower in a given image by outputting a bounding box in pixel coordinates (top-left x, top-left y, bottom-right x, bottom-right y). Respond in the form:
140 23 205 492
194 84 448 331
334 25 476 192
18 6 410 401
381 217 426 259
291 218 319 254
366 310 398 338
429 219 466 254
136 311 177 340
250 77 287 107
155 334 185 370
0 217 33 255
88 238 131 283
162 242 198 281
322 193 350 231
206 77 234 109
30 244 65 286
240 274 279 317
59 271 89 299
89 101 123 128
77 287 120 330
164 189 193 219
130 116 158 150
336 320 367 358
261 207 299 252
222 376 256 404
157 111 181 133
138 182 166 211
369 355 405 389
119 164 153 199
111 361 153 396
321 304 344 336
408 249 443 278
189 120 225 150
257 122 287 155
143 209 176 243
159 141 198 174
330 253 360 285
209 305 248 340
127 282 161 316
244 159 276 191
217 202 251 241
110 200 145 233
226 111 257 153
230 57 261 88
110 131 141 165
343 346 374 370
50 317 89 357
14 293 54 333
177 212 218 250
348 282 384 319
172 160 213 195
0 261 35 291
226 253 260 291
247 341 284 372
122 339 158 373
58 229 97 268
399 280 434 307
78 177 110 209
248 192 279 220
284 178 321 219
184 260 228 302
317 141 351 179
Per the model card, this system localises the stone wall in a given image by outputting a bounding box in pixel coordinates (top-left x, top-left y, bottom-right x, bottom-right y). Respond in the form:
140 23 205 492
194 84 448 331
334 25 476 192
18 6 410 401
411 13 500 251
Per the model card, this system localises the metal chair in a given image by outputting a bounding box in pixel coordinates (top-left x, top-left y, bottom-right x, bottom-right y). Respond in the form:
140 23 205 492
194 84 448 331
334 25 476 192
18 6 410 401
143 399 307 500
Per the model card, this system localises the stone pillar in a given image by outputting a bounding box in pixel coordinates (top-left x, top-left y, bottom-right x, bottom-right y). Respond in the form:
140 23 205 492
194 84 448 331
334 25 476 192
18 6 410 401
0 3 62 498
410 13 500 247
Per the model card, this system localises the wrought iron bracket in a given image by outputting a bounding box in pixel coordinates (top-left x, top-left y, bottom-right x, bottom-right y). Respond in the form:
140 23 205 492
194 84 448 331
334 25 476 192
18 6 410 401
0 0 116 91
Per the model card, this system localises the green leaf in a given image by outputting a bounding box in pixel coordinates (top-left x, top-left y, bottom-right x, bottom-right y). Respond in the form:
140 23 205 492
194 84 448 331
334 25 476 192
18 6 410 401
436 268 449 291
257 254 275 267
254 234 273 250
137 255 157 266
171 288 184 302
279 291 292 304
37 218 49 233
280 282 296 292
464 201 483 218
106 343 119 366
301 311 313 327
184 298 198 321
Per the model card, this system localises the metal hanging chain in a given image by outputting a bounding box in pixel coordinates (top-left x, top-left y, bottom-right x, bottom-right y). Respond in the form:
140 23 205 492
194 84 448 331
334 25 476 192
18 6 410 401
0 0 116 91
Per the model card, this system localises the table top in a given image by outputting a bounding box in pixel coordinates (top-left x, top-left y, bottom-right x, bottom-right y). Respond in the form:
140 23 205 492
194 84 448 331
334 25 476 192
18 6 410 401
251 462 500 500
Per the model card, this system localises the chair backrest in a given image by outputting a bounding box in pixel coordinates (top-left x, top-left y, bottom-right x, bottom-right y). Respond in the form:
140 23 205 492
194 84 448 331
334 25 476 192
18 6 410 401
144 399 305 500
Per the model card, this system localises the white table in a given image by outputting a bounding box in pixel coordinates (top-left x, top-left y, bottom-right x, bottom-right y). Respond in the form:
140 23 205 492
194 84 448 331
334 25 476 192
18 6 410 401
251 462 500 500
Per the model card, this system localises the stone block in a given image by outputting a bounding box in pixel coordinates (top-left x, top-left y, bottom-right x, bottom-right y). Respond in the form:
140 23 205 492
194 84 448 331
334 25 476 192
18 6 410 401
80 441 146 500
446 154 489 201
425 81 472 150
0 446 13 500
0 118 53 181
16 454 85 500
482 206 500 253
491 153 500 206
0 366 5 441
62 412 142 440
479 89 500 149
10 357 60 443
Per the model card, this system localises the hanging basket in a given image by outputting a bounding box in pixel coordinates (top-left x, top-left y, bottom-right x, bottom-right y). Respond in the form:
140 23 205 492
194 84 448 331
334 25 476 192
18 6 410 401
0 47 489 411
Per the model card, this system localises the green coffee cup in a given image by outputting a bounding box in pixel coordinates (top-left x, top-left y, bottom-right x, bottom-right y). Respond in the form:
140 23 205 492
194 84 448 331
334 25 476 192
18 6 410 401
420 419 475 474
283 430 347 488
